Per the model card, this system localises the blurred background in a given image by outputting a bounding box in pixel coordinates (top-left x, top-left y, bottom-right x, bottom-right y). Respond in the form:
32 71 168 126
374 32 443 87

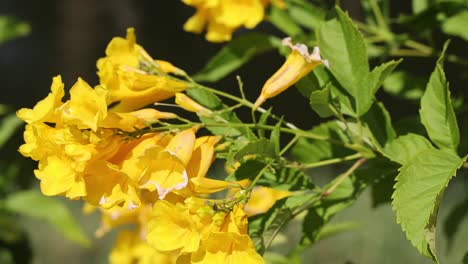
0 0 467 263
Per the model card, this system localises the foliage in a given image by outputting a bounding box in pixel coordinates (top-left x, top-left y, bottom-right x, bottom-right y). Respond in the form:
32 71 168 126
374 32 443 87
4 0 468 263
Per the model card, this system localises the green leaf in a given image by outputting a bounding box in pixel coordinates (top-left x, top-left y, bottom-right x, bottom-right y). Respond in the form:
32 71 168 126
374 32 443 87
309 83 334 118
384 133 434 164
295 64 330 98
420 42 459 151
291 121 353 163
362 102 396 150
187 87 256 140
398 2 465 32
0 16 30 44
383 71 426 100
317 7 369 112
270 120 281 155
442 10 468 41
249 192 319 254
259 166 314 191
225 160 265 182
193 33 281 82
392 149 465 261
412 0 430 13
234 138 276 162
0 114 23 149
5 190 90 247
359 60 401 114
301 158 397 245
286 0 326 30
267 5 304 37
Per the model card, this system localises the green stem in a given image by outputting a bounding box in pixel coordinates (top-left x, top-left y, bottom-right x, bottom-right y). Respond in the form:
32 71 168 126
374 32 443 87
322 158 367 197
369 0 389 32
191 83 298 130
288 153 363 169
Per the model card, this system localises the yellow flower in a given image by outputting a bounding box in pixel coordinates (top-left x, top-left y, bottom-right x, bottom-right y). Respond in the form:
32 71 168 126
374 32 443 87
147 200 201 254
244 186 291 216
254 37 328 109
97 28 188 111
175 93 212 116
147 197 263 263
16 75 64 124
191 233 264 264
110 231 177 264
120 130 196 200
183 0 285 42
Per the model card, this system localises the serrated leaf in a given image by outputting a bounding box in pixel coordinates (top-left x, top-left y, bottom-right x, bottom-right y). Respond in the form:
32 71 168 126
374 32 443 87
5 190 90 247
420 42 459 151
362 102 396 150
442 10 468 41
392 149 464 261
309 83 334 118
358 60 401 115
384 133 434 164
291 121 353 163
193 33 281 82
317 7 369 109
267 5 304 36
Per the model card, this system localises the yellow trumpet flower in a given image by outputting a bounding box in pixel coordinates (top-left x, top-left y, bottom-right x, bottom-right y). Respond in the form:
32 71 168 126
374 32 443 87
254 37 329 109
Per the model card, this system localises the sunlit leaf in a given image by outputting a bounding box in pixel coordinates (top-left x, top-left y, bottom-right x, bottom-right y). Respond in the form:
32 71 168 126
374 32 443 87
392 149 465 262
420 42 459 151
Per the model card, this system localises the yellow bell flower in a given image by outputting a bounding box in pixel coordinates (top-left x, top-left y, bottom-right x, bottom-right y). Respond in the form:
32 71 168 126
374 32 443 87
191 233 264 264
254 37 329 109
147 200 201 254
147 197 263 263
183 0 285 42
120 130 197 200
175 93 212 116
244 186 291 216
97 28 188 111
110 231 177 264
16 75 64 124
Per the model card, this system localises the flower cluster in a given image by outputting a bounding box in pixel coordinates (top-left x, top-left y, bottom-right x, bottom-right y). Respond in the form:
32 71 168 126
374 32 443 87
182 0 286 42
17 28 292 264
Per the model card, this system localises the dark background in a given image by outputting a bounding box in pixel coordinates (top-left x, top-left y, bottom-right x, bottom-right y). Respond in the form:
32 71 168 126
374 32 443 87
1 1 467 263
